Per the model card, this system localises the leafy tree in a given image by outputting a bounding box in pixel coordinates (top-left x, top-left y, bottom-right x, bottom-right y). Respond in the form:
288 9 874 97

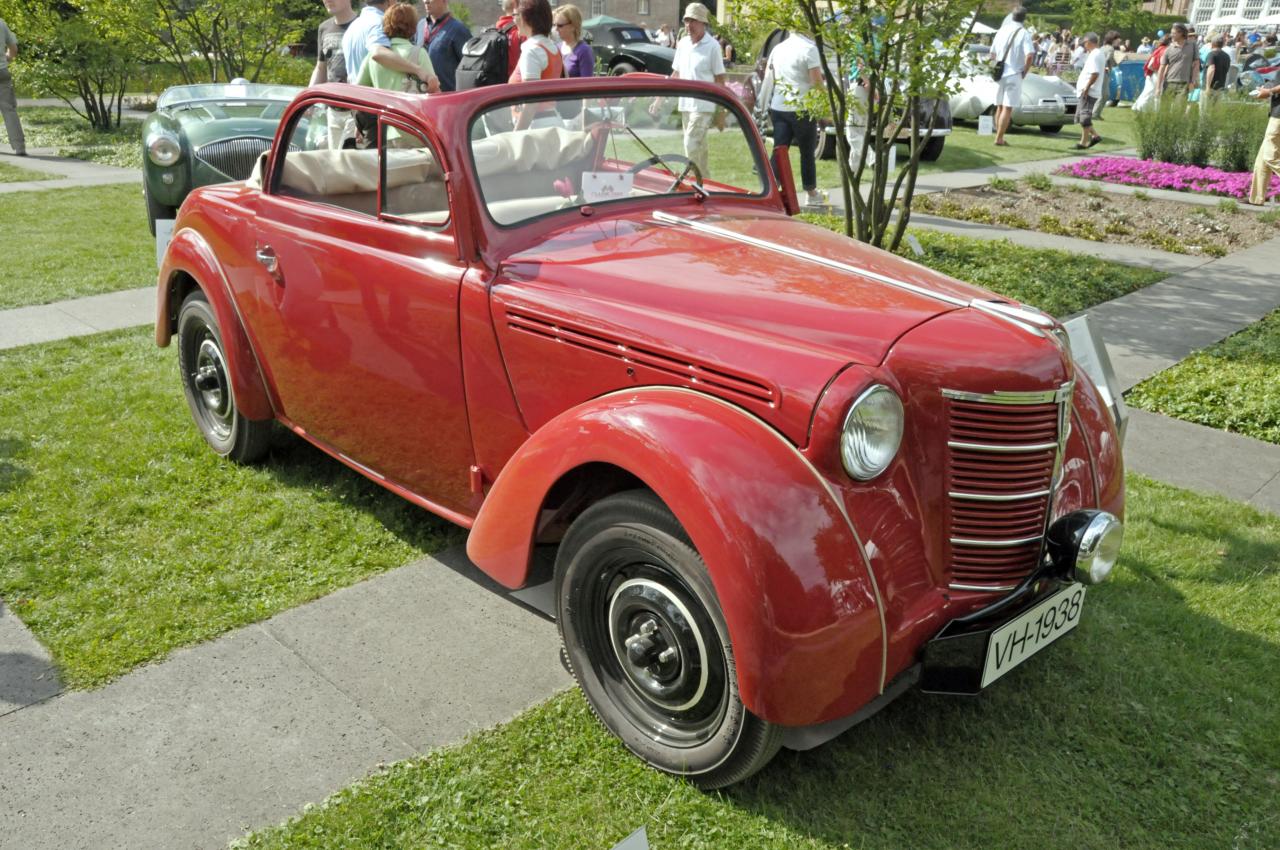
127 0 312 84
0 0 142 129
735 0 982 249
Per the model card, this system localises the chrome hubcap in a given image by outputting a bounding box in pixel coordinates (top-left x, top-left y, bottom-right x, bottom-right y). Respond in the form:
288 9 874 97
608 578 709 712
193 337 232 439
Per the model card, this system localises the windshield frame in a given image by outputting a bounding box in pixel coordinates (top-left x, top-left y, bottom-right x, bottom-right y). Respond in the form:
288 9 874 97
465 87 772 231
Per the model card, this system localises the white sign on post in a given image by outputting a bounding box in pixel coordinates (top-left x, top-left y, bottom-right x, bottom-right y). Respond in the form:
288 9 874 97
155 219 175 268
886 143 897 172
977 115 995 135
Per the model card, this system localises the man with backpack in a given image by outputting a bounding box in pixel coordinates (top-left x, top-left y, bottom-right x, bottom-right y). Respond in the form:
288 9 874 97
455 0 525 90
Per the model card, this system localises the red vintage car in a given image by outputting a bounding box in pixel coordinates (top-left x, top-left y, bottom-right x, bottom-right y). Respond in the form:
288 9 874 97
155 76 1126 788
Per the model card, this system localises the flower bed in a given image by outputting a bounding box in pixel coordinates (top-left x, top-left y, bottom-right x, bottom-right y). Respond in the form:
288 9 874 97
1056 157 1279 202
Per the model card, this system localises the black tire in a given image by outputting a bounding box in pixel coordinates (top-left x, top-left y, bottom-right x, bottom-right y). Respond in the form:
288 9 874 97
919 135 946 161
556 490 782 789
1039 124 1064 134
814 128 836 160
176 291 272 463
610 61 639 76
144 181 175 238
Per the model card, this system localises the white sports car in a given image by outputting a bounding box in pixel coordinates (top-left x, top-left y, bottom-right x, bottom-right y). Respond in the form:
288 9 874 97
950 46 1078 134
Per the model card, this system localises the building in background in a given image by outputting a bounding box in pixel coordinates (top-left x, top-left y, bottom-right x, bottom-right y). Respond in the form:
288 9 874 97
1185 0 1280 30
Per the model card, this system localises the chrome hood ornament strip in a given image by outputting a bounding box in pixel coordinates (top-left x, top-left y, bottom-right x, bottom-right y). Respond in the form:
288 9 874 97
651 211 1058 338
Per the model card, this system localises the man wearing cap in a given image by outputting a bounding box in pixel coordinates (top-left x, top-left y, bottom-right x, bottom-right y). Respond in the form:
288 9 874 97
668 3 725 179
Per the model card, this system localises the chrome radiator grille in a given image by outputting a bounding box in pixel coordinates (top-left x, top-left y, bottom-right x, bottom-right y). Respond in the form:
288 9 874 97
195 137 273 180
943 385 1072 592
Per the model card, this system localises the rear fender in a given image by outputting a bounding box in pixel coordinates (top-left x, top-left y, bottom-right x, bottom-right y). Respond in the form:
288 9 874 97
155 228 274 422
467 386 886 726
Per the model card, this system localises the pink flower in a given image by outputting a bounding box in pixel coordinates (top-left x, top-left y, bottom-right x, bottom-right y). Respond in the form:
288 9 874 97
1054 156 1279 201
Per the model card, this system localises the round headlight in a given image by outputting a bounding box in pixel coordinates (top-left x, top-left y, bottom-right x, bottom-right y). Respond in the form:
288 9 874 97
1046 510 1124 585
147 134 181 167
840 385 904 481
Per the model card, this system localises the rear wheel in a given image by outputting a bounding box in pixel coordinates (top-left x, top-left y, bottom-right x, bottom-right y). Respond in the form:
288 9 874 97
814 128 836 160
176 291 272 463
1039 124 1064 134
556 491 782 789
610 61 639 76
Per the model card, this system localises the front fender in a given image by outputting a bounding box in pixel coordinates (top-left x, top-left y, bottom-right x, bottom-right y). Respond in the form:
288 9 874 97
154 227 274 422
467 387 885 726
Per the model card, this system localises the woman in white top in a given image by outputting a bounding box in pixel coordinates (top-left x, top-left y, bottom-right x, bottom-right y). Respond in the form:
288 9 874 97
508 0 563 128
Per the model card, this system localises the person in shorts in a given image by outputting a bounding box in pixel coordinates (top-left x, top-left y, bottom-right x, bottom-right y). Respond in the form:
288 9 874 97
990 6 1034 147
1074 32 1104 149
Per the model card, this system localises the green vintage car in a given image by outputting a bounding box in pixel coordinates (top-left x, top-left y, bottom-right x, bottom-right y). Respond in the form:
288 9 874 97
142 82 302 235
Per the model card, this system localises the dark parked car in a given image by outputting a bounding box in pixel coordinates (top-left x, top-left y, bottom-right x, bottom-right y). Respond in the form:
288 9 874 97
586 23 674 75
142 82 301 236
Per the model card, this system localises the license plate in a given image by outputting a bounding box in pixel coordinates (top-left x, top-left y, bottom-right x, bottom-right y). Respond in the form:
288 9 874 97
981 584 1086 688
155 219 175 267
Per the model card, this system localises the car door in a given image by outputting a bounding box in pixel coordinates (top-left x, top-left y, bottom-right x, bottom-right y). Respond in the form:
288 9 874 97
241 101 476 514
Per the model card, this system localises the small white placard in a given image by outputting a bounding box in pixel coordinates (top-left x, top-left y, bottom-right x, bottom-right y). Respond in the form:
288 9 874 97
610 826 649 850
582 171 634 203
155 219 175 267
886 143 897 172
977 115 995 135
905 233 924 256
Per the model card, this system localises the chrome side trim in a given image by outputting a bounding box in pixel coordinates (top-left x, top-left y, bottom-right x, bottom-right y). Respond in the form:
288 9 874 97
651 211 969 309
948 440 1059 453
950 535 1044 548
942 386 1074 404
949 488 1052 502
948 582 1019 593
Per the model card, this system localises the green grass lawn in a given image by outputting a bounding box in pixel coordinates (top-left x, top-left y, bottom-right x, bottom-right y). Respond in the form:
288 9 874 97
0 328 460 688
237 473 1280 850
0 159 58 183
802 214 1166 317
18 107 142 169
1127 308 1280 445
0 183 154 309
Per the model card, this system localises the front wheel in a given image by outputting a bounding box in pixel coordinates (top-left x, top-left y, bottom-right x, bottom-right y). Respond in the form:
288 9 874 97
556 491 782 789
610 61 639 76
1040 124 1064 134
176 291 272 463
814 128 836 160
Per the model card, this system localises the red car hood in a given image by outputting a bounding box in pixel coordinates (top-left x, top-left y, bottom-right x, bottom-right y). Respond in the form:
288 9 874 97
494 209 1010 445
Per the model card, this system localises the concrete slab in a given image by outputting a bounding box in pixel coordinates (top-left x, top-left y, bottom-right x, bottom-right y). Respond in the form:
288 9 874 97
262 550 570 751
0 601 61 716
1250 472 1280 515
57 287 156 332
0 551 571 850
0 624 415 850
1123 410 1280 508
0 287 153 351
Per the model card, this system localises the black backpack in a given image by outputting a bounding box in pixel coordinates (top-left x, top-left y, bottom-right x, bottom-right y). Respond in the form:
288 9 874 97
455 22 516 90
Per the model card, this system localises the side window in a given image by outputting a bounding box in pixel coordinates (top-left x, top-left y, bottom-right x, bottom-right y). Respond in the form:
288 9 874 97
380 122 449 227
274 101 382 217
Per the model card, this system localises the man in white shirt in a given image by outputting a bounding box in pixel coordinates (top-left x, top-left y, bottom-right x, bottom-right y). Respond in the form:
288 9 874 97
1074 32 1104 149
990 6 1034 147
342 0 434 89
667 3 725 179
766 29 824 205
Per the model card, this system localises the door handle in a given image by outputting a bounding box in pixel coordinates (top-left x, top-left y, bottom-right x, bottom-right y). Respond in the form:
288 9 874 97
255 244 282 281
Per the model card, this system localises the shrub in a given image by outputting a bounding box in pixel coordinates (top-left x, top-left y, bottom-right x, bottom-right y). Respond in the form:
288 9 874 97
1218 198 1240 215
1133 189 1150 200
1135 94 1270 172
988 176 1018 192
1215 100 1269 173
1259 209 1280 224
1022 172 1053 192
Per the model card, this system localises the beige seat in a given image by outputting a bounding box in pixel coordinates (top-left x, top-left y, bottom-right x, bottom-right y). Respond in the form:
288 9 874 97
277 148 446 218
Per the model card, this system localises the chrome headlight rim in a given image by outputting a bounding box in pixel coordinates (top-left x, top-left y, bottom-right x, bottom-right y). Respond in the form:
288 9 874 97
839 384 905 482
147 133 182 167
1046 509 1123 585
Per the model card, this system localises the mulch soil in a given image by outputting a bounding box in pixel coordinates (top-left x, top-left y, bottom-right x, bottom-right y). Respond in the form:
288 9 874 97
912 183 1280 257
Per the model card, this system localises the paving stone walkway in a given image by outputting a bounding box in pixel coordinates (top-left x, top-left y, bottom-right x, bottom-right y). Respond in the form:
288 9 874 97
1 147 1279 848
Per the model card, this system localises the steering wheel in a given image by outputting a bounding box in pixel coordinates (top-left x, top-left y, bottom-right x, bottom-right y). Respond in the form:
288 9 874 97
627 153 704 193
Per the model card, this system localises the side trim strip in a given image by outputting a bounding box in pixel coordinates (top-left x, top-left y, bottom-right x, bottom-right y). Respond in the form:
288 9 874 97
652 210 968 309
943 386 1073 404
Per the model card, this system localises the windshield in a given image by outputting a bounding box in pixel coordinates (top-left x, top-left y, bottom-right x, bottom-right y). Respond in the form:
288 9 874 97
158 84 301 109
470 91 768 226
614 27 650 43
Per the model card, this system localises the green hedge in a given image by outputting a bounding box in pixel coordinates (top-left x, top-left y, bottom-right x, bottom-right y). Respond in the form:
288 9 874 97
1136 95 1270 171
